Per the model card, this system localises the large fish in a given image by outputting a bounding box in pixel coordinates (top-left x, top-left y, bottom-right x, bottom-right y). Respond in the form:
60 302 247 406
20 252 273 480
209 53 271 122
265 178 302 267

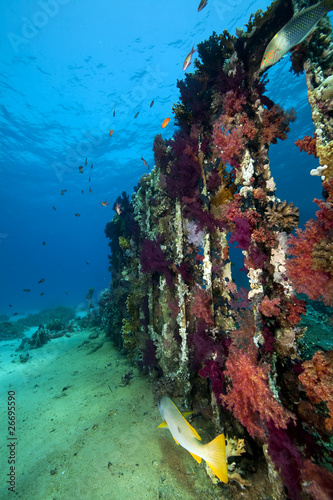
158 395 228 483
260 0 333 71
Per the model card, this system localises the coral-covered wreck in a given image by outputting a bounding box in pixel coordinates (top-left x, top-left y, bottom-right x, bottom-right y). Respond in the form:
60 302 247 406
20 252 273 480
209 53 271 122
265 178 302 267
101 0 333 497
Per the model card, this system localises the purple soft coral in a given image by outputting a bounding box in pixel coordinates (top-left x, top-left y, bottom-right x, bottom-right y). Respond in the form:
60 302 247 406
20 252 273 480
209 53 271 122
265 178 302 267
140 238 174 288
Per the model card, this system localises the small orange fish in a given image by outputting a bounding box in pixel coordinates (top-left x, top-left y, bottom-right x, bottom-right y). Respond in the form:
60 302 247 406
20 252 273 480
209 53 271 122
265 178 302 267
89 187 92 194
38 279 45 284
183 46 196 71
141 156 149 169
134 111 140 118
198 0 208 12
52 206 56 211
101 200 109 206
162 117 170 129
84 157 87 166
109 130 114 137
61 189 67 196
79 166 83 173
115 203 122 215
75 213 80 217
150 100 154 108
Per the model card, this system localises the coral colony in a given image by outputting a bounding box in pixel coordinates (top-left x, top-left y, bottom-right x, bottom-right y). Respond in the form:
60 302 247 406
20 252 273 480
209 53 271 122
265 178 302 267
101 0 333 497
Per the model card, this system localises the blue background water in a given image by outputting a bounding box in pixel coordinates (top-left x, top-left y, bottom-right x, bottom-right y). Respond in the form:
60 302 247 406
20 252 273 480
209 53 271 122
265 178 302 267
0 0 329 316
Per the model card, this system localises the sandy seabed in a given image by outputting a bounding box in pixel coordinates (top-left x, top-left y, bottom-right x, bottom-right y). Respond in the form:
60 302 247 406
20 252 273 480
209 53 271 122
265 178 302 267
0 328 235 500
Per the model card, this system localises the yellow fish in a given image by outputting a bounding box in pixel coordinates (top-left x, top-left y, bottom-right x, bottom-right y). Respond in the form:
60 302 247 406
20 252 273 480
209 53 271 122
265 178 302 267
158 395 228 483
260 0 333 71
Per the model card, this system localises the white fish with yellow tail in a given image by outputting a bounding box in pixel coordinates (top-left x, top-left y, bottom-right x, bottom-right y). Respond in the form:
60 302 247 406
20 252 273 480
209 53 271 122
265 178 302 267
260 0 333 71
158 395 228 483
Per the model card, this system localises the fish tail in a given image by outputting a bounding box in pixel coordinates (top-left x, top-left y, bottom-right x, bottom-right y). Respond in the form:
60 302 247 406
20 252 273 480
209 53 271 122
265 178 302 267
203 434 228 483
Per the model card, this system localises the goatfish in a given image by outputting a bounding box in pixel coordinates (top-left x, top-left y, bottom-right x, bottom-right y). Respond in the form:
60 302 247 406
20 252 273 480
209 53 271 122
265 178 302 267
158 395 228 483
260 0 333 71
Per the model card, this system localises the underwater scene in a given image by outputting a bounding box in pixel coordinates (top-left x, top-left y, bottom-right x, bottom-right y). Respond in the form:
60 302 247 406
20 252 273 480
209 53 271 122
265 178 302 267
1 0 333 498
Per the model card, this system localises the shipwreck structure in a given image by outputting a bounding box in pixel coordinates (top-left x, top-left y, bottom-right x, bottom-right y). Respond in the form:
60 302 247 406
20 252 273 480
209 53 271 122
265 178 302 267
102 0 333 497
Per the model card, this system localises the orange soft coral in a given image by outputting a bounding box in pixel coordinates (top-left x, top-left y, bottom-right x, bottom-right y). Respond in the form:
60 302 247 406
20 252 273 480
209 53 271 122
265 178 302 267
299 351 333 433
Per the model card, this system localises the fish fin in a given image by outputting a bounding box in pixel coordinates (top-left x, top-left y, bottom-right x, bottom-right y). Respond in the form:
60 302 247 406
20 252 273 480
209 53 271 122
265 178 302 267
172 436 180 445
204 434 228 483
182 411 194 418
189 452 202 464
158 421 168 428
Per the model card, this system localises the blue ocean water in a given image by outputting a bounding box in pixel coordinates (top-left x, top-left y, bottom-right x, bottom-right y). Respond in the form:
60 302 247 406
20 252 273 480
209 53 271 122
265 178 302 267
0 0 329 315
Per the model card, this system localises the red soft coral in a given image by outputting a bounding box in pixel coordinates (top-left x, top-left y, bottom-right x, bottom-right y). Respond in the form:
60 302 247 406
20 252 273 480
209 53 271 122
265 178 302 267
286 220 331 304
222 90 247 116
190 285 214 326
295 134 317 157
299 351 333 432
212 115 244 164
240 113 257 140
285 296 306 325
286 180 333 306
259 296 281 317
261 105 296 145
286 222 333 307
222 351 295 440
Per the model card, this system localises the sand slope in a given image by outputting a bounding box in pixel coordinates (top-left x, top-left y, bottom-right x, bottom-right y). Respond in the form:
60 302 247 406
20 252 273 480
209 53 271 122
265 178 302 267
0 329 231 500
